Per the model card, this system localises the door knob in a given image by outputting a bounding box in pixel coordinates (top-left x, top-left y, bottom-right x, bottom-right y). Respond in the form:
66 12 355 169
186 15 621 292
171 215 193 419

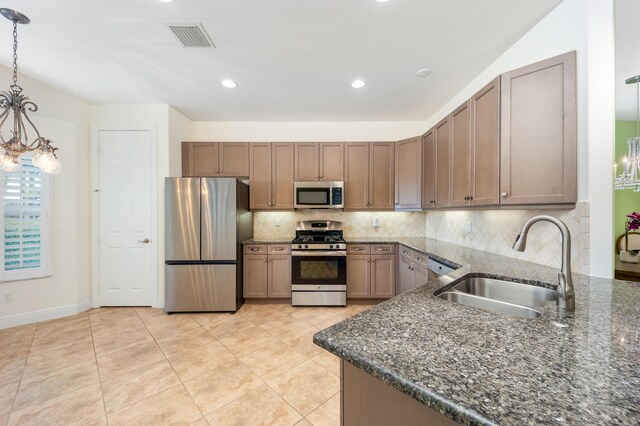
138 238 151 243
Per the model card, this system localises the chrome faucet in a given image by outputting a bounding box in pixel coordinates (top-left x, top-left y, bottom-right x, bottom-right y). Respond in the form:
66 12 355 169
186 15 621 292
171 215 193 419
512 215 575 311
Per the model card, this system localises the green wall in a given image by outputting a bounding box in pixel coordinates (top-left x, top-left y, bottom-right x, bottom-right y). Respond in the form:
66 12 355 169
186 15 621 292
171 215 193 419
615 121 640 242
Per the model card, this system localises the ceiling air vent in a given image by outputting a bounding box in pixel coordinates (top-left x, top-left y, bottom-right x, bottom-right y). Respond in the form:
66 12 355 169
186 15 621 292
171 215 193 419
168 24 215 48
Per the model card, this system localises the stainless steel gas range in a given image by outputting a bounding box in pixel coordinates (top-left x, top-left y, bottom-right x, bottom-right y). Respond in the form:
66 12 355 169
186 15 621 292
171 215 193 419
291 221 347 306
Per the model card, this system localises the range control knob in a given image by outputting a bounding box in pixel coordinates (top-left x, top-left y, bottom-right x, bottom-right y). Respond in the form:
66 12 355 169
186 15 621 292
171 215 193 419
304 244 308 249
329 245 334 249
298 244 302 249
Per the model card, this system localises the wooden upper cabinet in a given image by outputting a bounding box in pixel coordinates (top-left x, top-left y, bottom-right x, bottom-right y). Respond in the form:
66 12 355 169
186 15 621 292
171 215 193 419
500 51 577 205
271 143 295 209
294 142 344 181
319 142 344 181
471 77 500 206
422 129 436 209
182 142 248 177
369 142 395 210
182 142 218 177
395 137 422 210
345 142 369 210
450 101 471 207
294 143 319 181
249 142 294 210
434 118 451 208
219 143 249 177
249 143 272 210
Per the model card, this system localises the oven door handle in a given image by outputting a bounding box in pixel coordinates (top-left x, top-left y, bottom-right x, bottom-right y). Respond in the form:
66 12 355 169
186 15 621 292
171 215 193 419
291 251 347 257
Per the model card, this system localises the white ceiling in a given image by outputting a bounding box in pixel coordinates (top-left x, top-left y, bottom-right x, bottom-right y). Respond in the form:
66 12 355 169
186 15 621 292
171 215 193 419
616 0 640 120
0 0 562 121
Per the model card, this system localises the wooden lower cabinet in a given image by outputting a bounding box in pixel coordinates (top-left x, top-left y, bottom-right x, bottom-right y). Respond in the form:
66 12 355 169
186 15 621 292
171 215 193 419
268 255 291 298
243 245 291 298
243 255 268 298
347 245 395 299
342 360 458 426
398 250 429 294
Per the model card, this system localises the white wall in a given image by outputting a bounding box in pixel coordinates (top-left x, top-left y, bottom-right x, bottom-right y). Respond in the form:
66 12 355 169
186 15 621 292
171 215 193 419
422 0 614 277
0 66 92 328
190 121 428 142
169 107 192 177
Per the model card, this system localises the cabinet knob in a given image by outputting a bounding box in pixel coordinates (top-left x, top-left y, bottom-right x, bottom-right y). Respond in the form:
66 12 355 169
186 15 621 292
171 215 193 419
502 192 509 198
263 259 267 263
469 196 473 200
417 257 423 261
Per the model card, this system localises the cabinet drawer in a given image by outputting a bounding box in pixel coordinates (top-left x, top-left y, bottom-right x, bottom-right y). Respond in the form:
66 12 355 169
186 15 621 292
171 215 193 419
411 250 428 266
399 246 412 259
371 244 395 255
347 244 370 255
268 244 291 255
244 244 267 255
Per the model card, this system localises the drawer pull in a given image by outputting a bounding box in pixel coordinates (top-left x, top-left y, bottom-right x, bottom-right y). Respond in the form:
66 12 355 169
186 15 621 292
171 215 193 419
417 257 423 261
250 248 260 251
274 248 284 251
376 247 390 251
354 248 363 251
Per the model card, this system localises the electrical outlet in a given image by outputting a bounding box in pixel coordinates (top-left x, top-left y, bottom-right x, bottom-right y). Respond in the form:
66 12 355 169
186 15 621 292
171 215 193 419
274 217 281 227
372 218 380 228
465 221 473 234
2 292 13 303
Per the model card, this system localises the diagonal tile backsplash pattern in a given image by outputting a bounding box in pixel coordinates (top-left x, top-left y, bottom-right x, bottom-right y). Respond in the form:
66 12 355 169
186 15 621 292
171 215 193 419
253 202 590 275
425 202 590 275
253 211 427 240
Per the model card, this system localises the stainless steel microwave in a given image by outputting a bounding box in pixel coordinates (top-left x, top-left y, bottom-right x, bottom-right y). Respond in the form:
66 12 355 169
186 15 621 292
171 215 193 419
294 181 344 209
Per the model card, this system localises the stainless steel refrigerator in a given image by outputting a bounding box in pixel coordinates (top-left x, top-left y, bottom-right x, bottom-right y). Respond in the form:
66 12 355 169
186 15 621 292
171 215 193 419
165 178 252 313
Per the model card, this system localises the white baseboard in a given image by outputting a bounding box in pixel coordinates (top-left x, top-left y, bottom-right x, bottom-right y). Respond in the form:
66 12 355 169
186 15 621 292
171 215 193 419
154 298 165 309
0 298 92 330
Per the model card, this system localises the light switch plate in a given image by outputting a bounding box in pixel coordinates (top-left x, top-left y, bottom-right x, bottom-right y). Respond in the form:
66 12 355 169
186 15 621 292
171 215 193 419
373 218 380 228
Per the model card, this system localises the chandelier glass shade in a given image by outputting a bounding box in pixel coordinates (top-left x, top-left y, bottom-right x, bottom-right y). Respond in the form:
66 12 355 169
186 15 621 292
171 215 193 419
615 75 640 191
0 8 60 174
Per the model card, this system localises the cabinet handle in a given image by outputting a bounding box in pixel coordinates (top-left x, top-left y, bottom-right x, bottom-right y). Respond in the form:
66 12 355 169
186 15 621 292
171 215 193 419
263 259 267 263
274 248 284 251
469 196 473 200
417 257 423 261
354 248 363 251
250 248 260 251
502 192 509 198
376 247 389 251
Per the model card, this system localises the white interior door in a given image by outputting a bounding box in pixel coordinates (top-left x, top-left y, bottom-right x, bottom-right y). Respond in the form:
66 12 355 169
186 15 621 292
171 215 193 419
99 129 153 306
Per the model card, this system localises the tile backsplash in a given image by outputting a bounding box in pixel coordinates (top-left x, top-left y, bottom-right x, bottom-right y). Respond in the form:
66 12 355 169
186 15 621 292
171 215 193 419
253 202 590 275
425 202 590 275
253 211 426 240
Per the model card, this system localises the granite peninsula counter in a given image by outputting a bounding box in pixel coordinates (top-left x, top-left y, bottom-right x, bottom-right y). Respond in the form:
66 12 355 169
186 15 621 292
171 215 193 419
314 238 640 425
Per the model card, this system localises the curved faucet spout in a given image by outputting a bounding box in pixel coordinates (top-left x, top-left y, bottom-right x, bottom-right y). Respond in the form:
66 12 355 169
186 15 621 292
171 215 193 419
512 215 575 311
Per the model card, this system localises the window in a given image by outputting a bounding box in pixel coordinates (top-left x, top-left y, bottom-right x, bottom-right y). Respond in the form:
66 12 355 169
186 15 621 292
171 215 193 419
0 156 51 281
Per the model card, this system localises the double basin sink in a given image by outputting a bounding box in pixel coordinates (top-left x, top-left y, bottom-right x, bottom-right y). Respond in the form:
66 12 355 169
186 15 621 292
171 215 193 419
435 276 557 319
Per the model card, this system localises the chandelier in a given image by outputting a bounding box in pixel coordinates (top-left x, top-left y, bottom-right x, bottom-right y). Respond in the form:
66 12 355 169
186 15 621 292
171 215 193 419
615 75 640 191
0 8 60 174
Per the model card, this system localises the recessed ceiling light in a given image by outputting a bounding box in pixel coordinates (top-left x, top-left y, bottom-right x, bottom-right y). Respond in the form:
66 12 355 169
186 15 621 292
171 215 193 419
222 80 237 88
351 80 366 89
159 0 174 3
416 68 432 78
376 0 390 3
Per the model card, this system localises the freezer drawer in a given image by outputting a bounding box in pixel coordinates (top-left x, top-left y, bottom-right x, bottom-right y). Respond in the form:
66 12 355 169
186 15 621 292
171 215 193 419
165 264 237 313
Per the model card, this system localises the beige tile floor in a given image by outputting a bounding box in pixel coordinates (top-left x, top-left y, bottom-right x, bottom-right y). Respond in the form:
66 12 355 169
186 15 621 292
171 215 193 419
0 303 375 426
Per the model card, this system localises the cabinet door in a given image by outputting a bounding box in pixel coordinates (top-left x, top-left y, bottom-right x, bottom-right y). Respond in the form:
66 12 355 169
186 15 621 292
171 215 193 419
272 143 295 209
243 255 268 298
421 129 436 209
268 255 292 298
344 142 369 210
450 102 471 207
500 51 577 205
471 77 500 206
347 255 371 298
370 255 395 299
413 263 428 289
395 137 422 209
249 143 272 210
219 143 249 176
294 143 320 181
434 117 451 208
369 142 395 210
182 142 219 177
398 255 414 294
319 142 344 181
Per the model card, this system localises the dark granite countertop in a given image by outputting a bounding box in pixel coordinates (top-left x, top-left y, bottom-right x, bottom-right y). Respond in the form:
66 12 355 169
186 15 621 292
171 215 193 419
314 238 640 425
242 238 293 245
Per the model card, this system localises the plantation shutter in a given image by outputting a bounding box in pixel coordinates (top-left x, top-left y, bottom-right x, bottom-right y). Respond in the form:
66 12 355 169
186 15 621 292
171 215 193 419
3 158 46 275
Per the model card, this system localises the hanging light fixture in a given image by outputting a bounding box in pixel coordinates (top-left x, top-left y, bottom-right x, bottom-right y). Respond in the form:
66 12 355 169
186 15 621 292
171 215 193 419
615 75 640 191
0 8 60 174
